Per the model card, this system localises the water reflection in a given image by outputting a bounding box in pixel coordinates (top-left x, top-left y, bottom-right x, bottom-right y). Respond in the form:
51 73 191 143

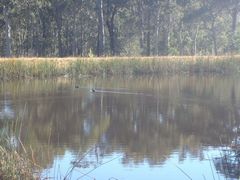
0 76 239 179
214 149 240 179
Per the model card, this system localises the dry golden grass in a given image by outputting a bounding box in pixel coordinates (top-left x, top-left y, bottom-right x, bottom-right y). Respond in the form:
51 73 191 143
1 55 239 61
0 56 240 79
0 146 38 180
1 55 240 63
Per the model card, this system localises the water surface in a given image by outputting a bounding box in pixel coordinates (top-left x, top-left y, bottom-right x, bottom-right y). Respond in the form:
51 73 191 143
0 76 239 180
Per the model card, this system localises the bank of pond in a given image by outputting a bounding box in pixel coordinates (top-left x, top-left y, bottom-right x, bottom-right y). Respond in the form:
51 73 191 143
0 56 240 79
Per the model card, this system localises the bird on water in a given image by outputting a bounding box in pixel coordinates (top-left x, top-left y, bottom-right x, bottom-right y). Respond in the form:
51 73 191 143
91 88 96 92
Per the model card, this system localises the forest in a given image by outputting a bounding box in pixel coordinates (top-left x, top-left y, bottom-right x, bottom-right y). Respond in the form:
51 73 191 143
0 0 240 57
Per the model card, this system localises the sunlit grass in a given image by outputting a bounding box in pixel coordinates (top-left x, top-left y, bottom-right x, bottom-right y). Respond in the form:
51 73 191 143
0 56 240 79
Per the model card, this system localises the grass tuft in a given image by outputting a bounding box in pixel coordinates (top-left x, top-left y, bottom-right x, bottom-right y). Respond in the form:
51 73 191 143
0 120 39 179
0 146 37 180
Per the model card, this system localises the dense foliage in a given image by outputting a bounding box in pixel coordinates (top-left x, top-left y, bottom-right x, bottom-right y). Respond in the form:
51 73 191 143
0 0 240 57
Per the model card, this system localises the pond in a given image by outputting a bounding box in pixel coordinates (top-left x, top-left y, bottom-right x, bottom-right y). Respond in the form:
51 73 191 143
0 75 239 180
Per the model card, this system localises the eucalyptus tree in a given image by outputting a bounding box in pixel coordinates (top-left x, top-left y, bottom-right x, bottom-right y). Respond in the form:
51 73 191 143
0 0 240 57
36 0 53 56
104 0 128 55
226 0 240 52
96 0 105 56
49 0 68 57
0 0 13 57
64 0 97 56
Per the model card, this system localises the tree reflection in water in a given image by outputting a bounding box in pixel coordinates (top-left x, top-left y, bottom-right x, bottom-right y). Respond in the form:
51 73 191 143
213 84 240 179
213 141 240 179
0 76 240 179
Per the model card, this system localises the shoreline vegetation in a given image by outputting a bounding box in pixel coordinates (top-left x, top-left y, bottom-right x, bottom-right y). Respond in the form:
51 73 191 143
0 56 240 79
0 146 37 179
0 120 38 179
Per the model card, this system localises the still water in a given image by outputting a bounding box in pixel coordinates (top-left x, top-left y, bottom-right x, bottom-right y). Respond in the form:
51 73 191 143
0 76 239 180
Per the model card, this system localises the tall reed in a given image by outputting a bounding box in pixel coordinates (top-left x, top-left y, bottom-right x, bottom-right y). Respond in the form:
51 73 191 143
0 56 240 79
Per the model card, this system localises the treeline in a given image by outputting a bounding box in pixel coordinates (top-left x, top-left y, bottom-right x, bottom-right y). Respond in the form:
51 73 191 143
0 0 240 57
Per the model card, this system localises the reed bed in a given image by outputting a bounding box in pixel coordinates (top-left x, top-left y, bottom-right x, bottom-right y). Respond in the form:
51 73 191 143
0 146 37 179
0 56 240 79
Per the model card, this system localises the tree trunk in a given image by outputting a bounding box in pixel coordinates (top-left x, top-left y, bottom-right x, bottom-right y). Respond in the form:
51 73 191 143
193 25 199 56
229 5 239 53
56 19 64 57
140 15 144 51
146 6 151 56
106 5 117 56
73 9 77 56
39 9 48 56
3 6 12 57
107 20 115 56
211 23 218 55
146 32 151 56
212 30 217 55
156 7 161 56
232 7 238 35
162 0 171 56
57 21 64 57
79 18 83 56
162 29 169 55
178 23 184 56
53 2 64 57
137 0 144 54
97 0 105 56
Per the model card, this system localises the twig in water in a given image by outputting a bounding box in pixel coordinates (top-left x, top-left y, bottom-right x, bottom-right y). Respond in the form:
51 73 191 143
77 155 121 180
172 163 192 180
74 168 96 179
163 155 192 180
207 154 216 180
202 174 206 180
64 146 95 179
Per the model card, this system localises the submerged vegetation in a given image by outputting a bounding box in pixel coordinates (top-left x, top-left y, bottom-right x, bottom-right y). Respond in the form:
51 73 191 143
1 56 240 79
